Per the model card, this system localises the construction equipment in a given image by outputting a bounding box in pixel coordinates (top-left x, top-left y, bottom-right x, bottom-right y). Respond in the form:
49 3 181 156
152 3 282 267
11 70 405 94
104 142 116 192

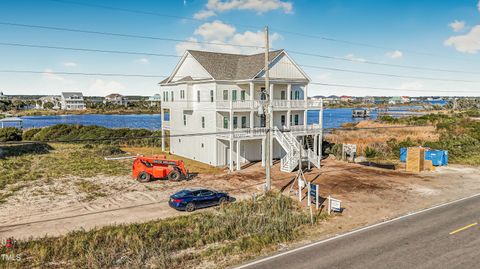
132 155 189 183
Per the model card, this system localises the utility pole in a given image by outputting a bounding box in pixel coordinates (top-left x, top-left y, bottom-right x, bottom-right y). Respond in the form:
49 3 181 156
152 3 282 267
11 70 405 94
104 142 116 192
264 25 271 191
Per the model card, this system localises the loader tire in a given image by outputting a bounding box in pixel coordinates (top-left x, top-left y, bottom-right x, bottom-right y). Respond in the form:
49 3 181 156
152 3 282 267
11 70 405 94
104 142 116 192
168 170 181 181
137 172 151 183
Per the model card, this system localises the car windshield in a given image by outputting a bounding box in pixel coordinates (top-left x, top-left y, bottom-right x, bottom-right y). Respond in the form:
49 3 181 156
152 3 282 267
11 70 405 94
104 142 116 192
172 190 192 198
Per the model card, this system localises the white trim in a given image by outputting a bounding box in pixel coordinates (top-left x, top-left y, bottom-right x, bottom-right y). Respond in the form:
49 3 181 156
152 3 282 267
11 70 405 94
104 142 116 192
235 192 480 269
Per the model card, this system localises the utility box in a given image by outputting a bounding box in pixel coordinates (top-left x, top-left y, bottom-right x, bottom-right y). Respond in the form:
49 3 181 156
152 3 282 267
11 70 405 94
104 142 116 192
406 147 426 172
400 147 408 162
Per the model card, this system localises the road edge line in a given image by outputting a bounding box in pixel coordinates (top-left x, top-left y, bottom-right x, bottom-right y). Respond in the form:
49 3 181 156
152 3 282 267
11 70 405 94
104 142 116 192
235 192 480 269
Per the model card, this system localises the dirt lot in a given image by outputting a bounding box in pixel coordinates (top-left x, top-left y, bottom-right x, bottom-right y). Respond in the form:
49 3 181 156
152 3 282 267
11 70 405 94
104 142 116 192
1 158 479 241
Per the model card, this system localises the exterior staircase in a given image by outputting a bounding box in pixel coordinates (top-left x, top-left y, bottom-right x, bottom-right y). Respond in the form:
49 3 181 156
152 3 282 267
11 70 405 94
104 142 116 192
274 127 320 172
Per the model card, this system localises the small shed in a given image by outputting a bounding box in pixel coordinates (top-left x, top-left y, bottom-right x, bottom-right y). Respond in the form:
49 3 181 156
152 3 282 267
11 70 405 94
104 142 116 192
0 117 23 129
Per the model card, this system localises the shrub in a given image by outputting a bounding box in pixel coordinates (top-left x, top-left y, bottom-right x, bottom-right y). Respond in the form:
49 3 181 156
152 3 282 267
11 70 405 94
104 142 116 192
364 146 378 158
0 127 22 142
95 145 126 156
22 128 42 140
378 115 400 124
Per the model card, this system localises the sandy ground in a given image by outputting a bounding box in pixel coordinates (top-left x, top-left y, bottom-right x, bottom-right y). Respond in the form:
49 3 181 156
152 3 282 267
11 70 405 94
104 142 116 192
1 159 479 241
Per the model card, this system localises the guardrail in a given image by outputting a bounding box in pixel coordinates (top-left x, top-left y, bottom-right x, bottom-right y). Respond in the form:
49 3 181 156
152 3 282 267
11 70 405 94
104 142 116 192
216 100 322 110
216 127 268 139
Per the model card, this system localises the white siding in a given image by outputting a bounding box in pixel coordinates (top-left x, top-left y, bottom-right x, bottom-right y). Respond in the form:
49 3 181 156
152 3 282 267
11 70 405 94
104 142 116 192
172 54 212 81
257 54 307 80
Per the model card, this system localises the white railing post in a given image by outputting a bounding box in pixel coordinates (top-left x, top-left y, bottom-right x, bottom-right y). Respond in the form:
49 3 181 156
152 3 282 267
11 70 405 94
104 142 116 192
316 184 319 210
307 182 311 207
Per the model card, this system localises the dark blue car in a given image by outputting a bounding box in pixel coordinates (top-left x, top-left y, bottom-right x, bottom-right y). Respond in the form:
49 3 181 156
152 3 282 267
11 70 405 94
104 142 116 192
169 188 230 212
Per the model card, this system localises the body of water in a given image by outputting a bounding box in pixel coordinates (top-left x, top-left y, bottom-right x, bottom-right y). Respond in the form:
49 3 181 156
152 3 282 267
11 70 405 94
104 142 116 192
12 106 420 131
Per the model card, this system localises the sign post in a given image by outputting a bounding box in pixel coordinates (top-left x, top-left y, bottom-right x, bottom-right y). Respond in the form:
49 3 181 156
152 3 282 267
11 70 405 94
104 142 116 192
307 182 311 207
315 184 319 210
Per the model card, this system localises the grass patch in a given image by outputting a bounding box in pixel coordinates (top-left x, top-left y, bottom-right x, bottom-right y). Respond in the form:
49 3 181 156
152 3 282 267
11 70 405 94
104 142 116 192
75 180 107 201
0 143 130 192
1 193 323 268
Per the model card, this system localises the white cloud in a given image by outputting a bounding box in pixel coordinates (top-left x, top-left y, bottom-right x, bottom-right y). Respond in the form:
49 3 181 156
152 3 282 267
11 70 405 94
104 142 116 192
194 0 293 19
315 73 331 81
478 0 480 11
137 58 149 64
448 20 466 32
63 62 77 67
42 69 65 81
194 9 216 19
344 53 366 62
399 81 424 91
89 79 126 95
385 50 403 59
444 25 480 54
175 20 280 55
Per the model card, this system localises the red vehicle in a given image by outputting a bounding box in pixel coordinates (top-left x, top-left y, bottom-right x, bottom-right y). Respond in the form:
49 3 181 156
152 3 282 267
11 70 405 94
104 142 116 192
132 155 189 183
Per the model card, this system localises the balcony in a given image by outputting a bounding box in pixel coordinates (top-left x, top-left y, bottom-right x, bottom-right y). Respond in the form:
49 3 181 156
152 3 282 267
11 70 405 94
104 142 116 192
285 124 323 135
216 127 268 139
215 99 322 110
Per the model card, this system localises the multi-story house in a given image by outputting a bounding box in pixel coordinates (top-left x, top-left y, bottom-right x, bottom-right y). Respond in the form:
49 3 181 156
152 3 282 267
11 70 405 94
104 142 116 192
104 93 128 106
159 49 323 172
61 92 86 110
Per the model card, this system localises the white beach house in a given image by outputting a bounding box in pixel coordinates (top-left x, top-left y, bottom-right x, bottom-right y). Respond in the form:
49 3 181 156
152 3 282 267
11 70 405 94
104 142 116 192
159 49 323 172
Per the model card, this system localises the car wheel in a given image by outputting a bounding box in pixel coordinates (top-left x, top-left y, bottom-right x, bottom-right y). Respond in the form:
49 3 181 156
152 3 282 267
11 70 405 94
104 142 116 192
185 202 195 212
219 197 228 205
137 172 151 183
168 170 181 181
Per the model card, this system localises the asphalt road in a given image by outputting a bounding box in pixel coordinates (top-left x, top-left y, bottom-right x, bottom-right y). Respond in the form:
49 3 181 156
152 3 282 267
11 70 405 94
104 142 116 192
237 194 480 269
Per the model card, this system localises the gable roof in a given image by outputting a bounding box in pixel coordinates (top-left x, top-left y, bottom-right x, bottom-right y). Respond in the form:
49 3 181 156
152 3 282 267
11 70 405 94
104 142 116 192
162 50 286 84
188 49 283 81
61 92 84 99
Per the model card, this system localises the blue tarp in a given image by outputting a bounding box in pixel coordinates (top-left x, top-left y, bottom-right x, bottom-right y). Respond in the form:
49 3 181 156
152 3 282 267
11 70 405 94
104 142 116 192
400 148 448 166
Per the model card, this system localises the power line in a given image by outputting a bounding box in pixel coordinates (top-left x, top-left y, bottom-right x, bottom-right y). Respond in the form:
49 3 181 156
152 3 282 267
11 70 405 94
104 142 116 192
47 0 477 63
310 82 479 94
0 21 265 50
2 42 479 84
286 50 480 75
1 69 479 93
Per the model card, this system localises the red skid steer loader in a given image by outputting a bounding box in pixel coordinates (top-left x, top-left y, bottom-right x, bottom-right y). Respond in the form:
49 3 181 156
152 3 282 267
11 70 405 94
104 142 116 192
132 155 190 183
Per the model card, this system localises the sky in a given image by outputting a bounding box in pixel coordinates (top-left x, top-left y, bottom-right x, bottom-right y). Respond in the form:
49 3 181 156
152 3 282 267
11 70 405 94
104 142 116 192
0 0 479 97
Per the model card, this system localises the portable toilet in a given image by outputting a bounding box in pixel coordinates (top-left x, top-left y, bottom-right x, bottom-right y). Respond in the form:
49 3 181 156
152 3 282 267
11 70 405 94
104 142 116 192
425 150 448 166
400 148 407 162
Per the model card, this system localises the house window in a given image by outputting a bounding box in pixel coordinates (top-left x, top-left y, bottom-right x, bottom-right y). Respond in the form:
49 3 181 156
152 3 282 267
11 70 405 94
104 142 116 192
179 139 181 143
180 90 185 99
232 90 237 101
281 91 286 100
241 90 246 101
197 90 200 102
171 91 174 101
260 116 266 127
294 91 300 100
223 117 228 129
294 114 299 125
223 90 228 101
210 90 214 102
241 116 247 128
233 117 238 129
260 87 267 100
166 91 169 102
163 92 166 102
281 115 286 126
183 114 187 126
201 143 204 148
201 116 205 128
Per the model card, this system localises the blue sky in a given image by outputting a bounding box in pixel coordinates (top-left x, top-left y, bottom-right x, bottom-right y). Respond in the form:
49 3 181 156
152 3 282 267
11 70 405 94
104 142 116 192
0 0 479 97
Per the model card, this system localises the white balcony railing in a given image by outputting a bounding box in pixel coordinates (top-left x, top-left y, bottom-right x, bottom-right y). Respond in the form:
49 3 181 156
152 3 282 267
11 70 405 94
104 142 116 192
216 99 321 110
216 127 268 139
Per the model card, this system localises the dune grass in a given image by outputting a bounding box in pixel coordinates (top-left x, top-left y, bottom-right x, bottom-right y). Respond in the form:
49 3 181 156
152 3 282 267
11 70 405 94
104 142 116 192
0 193 319 269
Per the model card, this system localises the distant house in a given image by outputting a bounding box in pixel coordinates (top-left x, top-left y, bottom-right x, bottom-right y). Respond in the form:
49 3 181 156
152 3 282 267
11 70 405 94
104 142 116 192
0 92 8 101
389 96 409 104
61 92 86 110
401 96 410 103
340 95 353 102
37 96 61 109
148 94 162 107
363 96 375 103
104 93 128 106
323 95 340 104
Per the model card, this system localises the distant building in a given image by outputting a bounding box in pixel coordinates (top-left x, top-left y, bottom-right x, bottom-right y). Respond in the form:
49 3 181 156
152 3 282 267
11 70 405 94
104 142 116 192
104 93 128 106
0 92 8 101
363 96 375 103
149 94 162 107
323 95 340 104
37 96 61 109
340 95 353 102
61 92 86 110
389 96 409 104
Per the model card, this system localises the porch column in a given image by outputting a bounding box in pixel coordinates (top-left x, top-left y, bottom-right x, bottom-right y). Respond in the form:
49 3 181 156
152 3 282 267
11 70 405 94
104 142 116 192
160 109 165 151
249 82 255 109
304 110 308 127
287 110 291 128
314 134 318 155
236 140 241 171
261 138 265 167
229 110 234 171
250 111 254 130
229 140 234 171
304 84 308 109
287 84 292 102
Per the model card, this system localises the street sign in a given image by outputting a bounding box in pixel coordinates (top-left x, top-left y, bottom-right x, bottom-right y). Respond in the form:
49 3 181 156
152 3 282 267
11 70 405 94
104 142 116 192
330 197 342 212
